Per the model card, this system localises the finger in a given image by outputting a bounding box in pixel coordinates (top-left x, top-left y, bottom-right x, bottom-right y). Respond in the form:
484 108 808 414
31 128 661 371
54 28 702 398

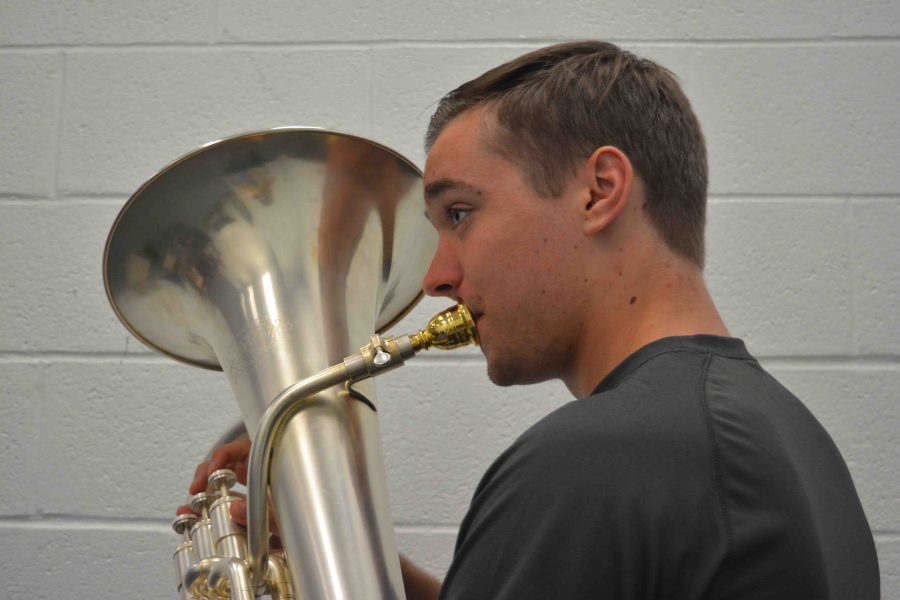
230 497 248 527
175 503 195 516
269 503 279 534
228 496 280 537
233 462 249 486
270 533 283 550
190 438 252 494
208 438 252 474
190 461 211 494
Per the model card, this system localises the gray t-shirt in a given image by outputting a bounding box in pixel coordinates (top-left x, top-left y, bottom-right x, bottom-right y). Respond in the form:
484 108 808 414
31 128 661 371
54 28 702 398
440 336 879 599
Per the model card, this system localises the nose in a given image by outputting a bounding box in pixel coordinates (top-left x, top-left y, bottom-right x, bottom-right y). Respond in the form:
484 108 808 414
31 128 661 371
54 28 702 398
422 237 461 299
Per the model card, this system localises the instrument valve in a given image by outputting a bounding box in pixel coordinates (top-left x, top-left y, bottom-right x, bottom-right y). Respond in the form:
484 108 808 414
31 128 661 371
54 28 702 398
208 468 238 499
172 513 198 542
190 492 214 520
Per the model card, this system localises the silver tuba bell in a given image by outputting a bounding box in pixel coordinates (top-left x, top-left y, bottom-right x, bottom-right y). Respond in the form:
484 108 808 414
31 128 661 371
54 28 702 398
102 128 477 599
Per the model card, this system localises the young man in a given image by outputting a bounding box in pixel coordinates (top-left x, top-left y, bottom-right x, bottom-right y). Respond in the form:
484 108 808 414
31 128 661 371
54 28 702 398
192 41 879 599
404 41 880 598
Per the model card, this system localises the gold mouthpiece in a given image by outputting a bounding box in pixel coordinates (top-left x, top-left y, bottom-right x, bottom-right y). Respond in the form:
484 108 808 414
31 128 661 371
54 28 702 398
410 304 479 351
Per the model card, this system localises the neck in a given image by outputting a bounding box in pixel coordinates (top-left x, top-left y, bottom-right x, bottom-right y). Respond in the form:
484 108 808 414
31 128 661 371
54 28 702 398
564 253 729 399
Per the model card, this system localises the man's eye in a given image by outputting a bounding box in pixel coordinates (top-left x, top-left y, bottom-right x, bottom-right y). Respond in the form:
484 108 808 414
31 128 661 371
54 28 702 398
447 207 470 226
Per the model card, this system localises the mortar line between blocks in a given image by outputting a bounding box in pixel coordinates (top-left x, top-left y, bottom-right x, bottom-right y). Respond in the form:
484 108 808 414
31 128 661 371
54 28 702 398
394 524 459 535
827 1 843 37
367 48 374 133
0 196 127 205
847 197 859 355
0 352 169 364
0 515 171 533
3 37 900 52
35 359 48 513
212 0 221 45
51 50 66 201
708 194 900 203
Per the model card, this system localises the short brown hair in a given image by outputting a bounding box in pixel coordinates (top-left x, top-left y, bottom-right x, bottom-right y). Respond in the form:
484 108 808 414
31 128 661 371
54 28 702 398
425 41 708 267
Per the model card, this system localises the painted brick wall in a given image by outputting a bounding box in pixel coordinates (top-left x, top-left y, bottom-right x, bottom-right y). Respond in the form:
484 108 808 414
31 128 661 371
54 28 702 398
1 1 897 597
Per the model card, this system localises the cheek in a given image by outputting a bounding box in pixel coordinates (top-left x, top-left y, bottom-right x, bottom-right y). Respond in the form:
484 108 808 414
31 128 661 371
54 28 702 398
495 241 561 309
465 209 579 300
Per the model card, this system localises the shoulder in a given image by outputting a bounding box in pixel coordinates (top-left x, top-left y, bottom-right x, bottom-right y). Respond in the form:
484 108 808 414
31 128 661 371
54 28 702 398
524 345 721 459
473 349 724 509
464 342 765 520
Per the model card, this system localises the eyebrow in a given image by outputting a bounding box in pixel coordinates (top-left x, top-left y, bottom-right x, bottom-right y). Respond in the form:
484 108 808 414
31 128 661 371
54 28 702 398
424 178 482 204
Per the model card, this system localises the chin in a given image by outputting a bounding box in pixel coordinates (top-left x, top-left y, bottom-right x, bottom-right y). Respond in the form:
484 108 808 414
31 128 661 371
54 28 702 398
486 367 518 387
486 354 552 387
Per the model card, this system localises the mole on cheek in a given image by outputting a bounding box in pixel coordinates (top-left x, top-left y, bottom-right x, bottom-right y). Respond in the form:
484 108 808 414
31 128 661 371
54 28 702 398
629 296 637 305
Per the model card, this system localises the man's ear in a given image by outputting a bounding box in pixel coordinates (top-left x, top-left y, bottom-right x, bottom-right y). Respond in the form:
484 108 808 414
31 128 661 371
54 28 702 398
582 146 633 236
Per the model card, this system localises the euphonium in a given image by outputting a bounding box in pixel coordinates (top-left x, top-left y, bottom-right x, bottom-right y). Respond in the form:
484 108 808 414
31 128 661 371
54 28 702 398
103 129 478 599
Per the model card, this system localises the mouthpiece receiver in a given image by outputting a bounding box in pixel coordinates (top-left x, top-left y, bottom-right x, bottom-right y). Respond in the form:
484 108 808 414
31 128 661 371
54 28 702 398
342 303 479 379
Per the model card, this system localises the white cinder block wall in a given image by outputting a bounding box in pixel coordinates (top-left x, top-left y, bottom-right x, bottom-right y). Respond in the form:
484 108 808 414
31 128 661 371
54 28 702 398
1 1 898 597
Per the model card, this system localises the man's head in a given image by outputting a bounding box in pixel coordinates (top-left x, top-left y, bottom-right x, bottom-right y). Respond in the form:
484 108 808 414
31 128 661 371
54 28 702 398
422 42 713 393
425 40 708 267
